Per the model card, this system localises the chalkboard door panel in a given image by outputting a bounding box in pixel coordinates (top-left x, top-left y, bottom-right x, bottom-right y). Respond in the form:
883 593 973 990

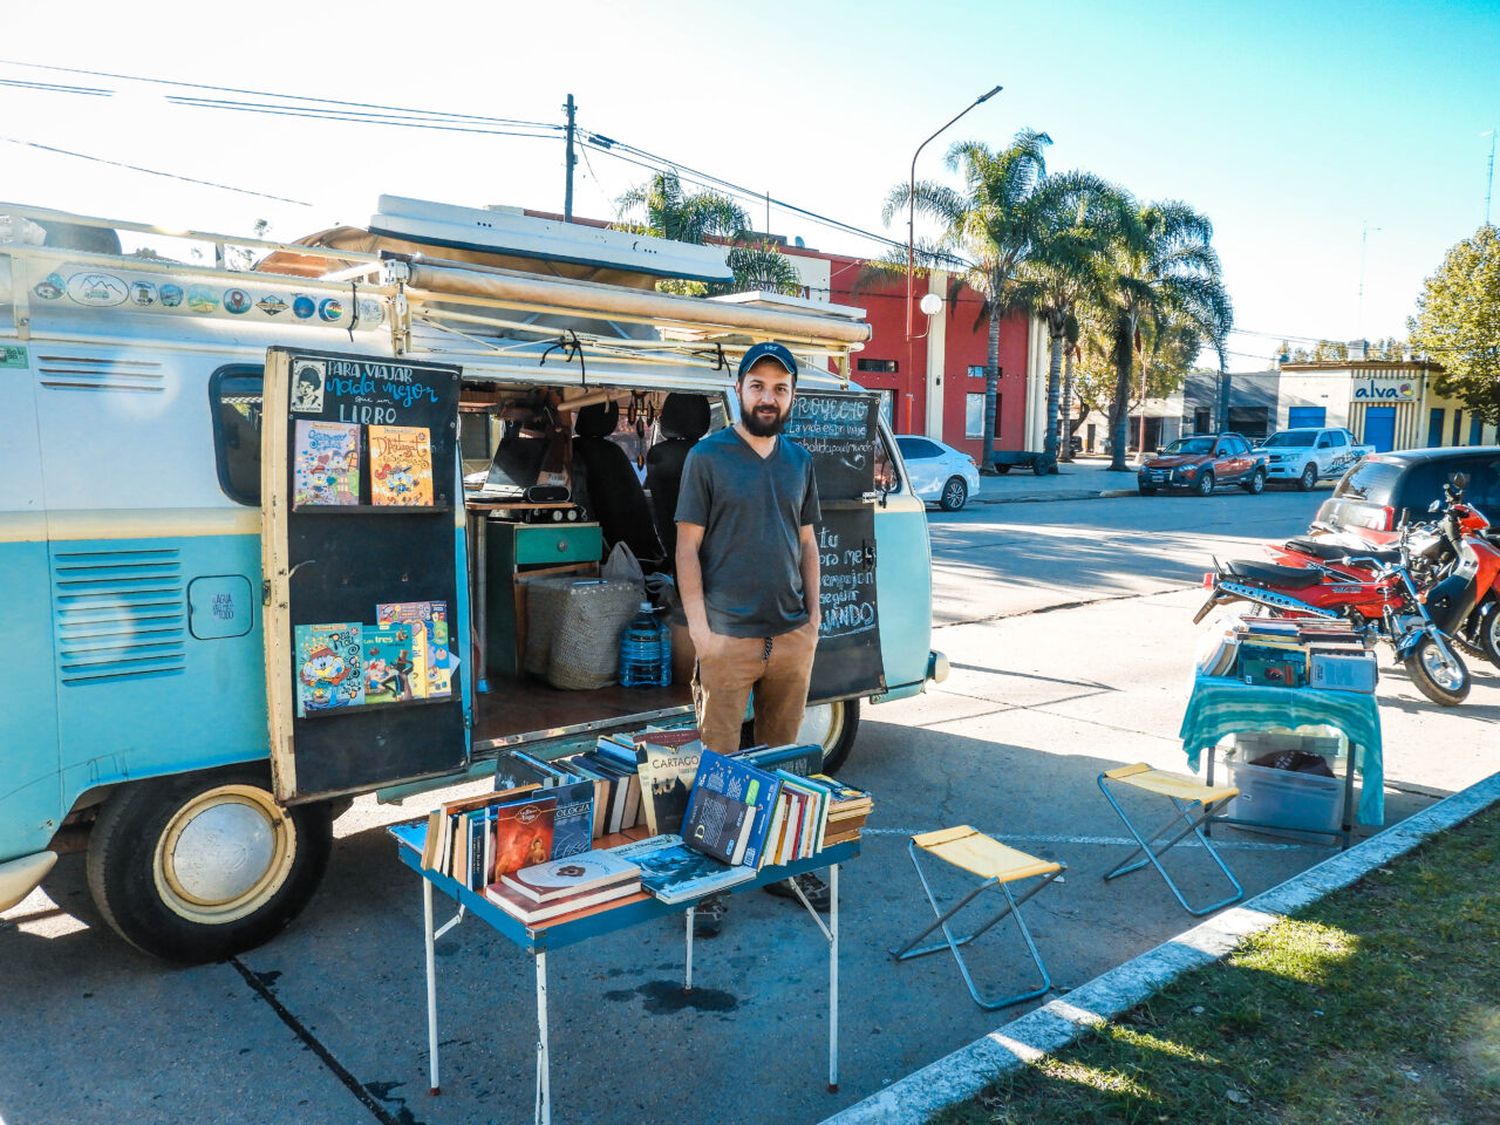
784 391 882 501
807 505 883 701
261 347 469 804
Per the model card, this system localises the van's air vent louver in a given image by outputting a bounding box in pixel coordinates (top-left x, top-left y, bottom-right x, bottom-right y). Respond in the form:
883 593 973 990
53 548 187 684
37 354 165 393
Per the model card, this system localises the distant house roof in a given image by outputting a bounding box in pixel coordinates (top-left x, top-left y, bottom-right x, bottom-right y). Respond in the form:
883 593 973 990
1280 359 1445 374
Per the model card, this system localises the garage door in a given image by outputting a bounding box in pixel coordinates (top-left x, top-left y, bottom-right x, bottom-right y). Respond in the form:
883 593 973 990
1287 406 1326 429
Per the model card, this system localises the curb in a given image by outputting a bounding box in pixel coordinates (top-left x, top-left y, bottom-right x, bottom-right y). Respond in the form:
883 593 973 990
822 770 1500 1124
972 488 1136 506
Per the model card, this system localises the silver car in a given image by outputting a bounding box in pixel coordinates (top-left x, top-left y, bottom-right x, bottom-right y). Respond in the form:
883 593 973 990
895 435 981 511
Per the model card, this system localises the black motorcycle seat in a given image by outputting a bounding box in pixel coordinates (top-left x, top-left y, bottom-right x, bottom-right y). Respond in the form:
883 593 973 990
1226 559 1325 588
1284 537 1400 565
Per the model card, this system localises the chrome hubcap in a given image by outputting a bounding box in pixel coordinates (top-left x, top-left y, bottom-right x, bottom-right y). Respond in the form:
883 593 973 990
155 785 295 924
796 702 843 753
1420 641 1463 691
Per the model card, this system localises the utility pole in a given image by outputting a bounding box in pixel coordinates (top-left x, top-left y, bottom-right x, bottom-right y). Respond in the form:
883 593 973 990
563 94 577 222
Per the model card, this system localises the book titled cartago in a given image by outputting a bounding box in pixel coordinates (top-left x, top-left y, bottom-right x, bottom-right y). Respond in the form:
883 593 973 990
681 750 782 869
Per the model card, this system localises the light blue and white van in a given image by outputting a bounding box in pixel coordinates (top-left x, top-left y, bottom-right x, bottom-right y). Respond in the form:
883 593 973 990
1 198 946 961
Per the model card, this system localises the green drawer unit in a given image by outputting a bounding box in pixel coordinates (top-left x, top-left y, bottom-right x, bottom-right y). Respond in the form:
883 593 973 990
483 519 603 678
512 523 603 566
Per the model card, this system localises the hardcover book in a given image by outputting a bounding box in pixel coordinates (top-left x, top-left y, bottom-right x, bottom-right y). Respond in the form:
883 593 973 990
292 420 361 507
501 849 641 902
549 780 595 858
635 734 704 836
490 794 558 880
483 877 640 924
684 750 783 868
362 622 420 704
294 622 365 715
609 834 757 905
369 424 435 506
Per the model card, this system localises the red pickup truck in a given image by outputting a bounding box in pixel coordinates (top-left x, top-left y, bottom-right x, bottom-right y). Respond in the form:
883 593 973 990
1137 433 1269 496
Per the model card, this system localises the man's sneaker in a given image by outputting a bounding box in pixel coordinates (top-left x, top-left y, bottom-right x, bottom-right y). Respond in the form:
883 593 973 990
692 894 728 938
762 872 830 913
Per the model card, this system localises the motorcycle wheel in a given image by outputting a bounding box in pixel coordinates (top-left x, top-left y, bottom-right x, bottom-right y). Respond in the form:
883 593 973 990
1404 636 1470 706
1480 602 1500 668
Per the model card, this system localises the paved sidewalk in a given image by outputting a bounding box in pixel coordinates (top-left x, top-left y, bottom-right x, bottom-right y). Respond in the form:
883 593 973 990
973 457 1138 505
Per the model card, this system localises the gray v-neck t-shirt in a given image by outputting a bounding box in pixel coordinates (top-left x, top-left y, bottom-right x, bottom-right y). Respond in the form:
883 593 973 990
675 427 821 638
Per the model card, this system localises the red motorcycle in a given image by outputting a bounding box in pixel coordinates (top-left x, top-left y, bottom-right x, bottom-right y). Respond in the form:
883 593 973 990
1266 487 1500 670
1195 513 1479 706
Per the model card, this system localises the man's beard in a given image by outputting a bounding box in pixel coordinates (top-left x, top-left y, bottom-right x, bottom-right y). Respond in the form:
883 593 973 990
741 402 787 437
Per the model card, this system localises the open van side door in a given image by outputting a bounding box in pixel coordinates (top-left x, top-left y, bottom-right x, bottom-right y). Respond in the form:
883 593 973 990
261 347 468 803
784 390 886 701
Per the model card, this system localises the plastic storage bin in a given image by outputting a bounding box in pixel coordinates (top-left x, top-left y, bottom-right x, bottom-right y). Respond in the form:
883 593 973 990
1226 760 1343 837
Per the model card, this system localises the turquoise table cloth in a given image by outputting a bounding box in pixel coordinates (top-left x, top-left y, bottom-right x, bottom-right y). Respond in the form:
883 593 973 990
1179 674 1384 825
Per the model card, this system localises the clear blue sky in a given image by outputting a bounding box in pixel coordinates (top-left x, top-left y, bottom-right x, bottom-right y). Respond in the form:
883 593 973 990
4 0 1497 368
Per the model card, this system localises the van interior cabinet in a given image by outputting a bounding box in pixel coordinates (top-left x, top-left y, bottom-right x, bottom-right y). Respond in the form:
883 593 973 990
481 519 604 678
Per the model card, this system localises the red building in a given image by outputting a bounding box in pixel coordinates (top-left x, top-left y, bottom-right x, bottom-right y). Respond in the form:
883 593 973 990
783 245 1037 460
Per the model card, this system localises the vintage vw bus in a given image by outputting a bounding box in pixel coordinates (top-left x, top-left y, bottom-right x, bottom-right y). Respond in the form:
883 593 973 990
0 197 945 961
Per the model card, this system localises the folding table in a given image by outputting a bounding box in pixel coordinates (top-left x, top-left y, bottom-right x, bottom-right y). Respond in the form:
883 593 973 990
390 823 858 1125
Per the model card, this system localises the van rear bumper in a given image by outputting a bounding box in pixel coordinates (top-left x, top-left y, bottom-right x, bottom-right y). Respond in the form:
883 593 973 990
0 850 58 913
928 650 950 683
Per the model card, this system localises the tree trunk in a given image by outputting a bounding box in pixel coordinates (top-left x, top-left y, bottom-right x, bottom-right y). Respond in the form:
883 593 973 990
1043 316 1064 463
1061 346 1076 461
981 304 1001 473
1109 313 1136 472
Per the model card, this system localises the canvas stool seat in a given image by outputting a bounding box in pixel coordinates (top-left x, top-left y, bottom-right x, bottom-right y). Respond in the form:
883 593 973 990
889 826 1064 1011
1097 763 1244 916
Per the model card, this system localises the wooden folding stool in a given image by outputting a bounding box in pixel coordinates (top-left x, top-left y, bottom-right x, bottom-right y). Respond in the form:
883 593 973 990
1097 763 1244 916
889 825 1065 1011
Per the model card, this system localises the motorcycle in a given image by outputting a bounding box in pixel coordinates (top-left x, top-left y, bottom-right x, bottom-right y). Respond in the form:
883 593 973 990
1266 481 1500 669
1194 516 1477 706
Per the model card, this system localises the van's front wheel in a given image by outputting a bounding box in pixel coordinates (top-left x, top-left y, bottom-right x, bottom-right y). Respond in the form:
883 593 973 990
797 698 860 773
86 767 332 963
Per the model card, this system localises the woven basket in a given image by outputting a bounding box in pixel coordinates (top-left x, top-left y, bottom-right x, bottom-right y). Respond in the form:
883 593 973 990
524 577 642 690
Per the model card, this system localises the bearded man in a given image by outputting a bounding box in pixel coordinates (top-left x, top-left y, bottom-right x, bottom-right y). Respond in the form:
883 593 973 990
674 342 826 934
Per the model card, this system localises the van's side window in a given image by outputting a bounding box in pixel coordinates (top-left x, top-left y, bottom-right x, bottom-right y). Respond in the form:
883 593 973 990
210 367 264 506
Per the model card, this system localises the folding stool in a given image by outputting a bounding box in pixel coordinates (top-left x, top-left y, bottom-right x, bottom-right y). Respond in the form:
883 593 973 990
889 825 1065 1011
1097 763 1244 916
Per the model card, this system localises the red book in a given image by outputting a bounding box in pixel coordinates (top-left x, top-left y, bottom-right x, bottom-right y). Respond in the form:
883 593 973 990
489 795 558 883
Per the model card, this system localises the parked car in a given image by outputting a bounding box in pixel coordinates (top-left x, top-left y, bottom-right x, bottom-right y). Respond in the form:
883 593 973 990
895 435 981 511
1136 433 1268 496
1316 446 1500 539
1259 427 1373 491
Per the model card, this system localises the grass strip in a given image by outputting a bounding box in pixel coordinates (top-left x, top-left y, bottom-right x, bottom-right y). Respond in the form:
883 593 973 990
934 805 1500 1124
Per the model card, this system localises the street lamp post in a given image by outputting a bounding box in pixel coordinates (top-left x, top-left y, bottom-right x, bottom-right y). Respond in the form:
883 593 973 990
904 85 1002 435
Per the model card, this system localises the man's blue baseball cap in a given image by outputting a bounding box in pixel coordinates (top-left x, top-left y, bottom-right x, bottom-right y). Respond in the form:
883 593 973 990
738 341 798 382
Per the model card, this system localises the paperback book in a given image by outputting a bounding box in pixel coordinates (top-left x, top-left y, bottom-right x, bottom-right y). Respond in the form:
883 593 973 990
610 834 757 905
294 622 364 715
376 600 453 698
634 732 704 835
369 424 435 506
684 750 782 869
491 794 558 879
292 420 361 507
362 622 420 704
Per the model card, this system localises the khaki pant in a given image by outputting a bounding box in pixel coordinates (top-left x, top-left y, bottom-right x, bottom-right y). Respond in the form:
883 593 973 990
692 622 818 754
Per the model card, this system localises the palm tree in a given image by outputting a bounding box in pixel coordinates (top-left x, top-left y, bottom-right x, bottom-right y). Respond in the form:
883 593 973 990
1014 176 1128 462
883 129 1053 471
615 171 804 296
1099 201 1232 471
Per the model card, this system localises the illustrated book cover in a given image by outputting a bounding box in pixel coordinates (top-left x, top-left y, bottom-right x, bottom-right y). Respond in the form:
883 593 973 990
292 420 361 507
609 834 757 905
549 780 595 859
362 622 421 704
369 424 435 506
501 849 641 902
294 622 364 715
376 600 453 698
490 794 558 880
635 732 704 836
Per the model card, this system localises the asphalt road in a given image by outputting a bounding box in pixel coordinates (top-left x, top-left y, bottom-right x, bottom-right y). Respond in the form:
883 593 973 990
5 486 1497 1125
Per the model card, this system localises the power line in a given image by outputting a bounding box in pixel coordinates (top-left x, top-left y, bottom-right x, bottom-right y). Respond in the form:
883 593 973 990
0 135 314 205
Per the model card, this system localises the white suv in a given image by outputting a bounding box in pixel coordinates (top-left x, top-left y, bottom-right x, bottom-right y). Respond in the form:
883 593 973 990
1260 427 1373 491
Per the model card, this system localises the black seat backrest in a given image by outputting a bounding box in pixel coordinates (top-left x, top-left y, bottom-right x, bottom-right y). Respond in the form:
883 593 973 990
645 394 712 561
572 401 664 564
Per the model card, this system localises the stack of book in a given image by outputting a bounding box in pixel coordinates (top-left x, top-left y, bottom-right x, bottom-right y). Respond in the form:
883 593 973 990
1199 615 1372 690
420 780 594 893
483 848 643 924
812 774 873 846
502 741 644 838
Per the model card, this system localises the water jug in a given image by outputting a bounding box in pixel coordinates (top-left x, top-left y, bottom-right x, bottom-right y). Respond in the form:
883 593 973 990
619 602 671 687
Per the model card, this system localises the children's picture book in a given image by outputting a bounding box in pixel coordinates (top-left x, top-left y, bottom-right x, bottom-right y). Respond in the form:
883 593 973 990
635 733 704 836
292 420 361 507
490 794 559 880
376 599 454 698
684 750 783 869
610 834 758 905
369 424 434 506
483 876 641 925
294 622 364 715
362 622 420 704
549 780 595 858
501 849 641 903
